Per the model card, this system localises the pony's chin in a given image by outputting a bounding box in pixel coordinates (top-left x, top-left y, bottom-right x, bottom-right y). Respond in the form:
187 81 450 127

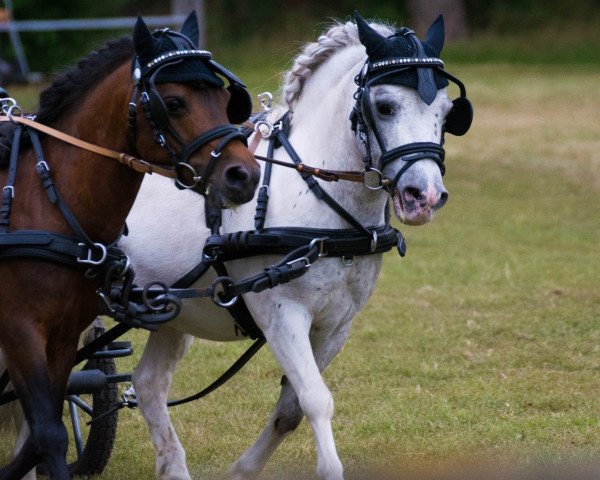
206 189 244 211
392 190 433 226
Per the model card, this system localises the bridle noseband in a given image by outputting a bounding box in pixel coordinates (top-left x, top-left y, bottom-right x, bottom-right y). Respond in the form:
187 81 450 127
350 28 473 193
128 30 250 192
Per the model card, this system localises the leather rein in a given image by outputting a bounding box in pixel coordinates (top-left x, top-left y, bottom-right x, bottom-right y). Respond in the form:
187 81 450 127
0 113 177 179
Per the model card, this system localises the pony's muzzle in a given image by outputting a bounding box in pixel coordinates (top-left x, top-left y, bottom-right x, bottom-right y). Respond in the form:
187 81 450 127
221 162 261 204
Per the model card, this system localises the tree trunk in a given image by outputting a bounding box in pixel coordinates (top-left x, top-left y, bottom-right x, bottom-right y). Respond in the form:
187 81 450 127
406 0 469 42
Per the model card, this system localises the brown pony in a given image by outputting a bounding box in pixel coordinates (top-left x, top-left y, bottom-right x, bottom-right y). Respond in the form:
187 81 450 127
0 12 259 479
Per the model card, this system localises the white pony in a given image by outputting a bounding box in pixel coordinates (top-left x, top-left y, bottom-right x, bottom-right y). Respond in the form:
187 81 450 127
123 12 471 480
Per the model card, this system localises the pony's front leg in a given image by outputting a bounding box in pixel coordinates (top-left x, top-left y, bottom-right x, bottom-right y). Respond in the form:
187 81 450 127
242 305 343 480
133 326 194 480
230 314 352 480
0 337 72 479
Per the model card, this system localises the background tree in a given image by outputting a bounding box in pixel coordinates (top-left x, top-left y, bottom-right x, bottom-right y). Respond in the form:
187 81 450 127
407 0 469 41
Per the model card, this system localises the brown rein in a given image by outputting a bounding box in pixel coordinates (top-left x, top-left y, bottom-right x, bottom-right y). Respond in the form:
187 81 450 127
1 113 386 187
0 115 176 179
243 122 389 187
253 153 367 184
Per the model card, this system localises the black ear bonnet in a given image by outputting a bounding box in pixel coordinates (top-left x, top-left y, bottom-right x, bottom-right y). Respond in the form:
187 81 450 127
129 12 251 192
353 12 473 136
132 16 252 125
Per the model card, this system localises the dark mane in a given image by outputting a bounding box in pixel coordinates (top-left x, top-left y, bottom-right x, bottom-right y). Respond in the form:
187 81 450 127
36 37 134 124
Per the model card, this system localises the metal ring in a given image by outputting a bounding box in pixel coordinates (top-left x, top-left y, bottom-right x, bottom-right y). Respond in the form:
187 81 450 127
141 281 171 312
254 120 273 139
210 276 239 308
174 162 202 190
6 105 22 121
0 97 18 115
362 168 386 190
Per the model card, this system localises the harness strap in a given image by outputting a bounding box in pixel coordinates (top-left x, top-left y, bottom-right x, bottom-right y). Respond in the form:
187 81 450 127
0 230 123 267
0 125 21 233
253 154 366 184
273 128 373 238
165 337 266 407
30 131 98 243
203 225 403 262
211 261 264 339
86 336 266 419
0 116 176 179
253 131 275 232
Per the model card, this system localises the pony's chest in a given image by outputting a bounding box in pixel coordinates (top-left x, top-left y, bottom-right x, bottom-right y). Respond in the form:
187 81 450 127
307 255 383 315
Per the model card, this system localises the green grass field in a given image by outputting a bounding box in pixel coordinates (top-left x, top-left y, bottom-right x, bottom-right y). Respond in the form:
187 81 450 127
1 61 598 479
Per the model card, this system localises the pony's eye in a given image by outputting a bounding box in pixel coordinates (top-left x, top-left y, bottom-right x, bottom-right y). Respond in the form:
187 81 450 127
164 97 186 113
376 102 395 116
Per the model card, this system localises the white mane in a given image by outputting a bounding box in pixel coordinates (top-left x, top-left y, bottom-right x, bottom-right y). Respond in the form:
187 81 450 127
283 20 395 110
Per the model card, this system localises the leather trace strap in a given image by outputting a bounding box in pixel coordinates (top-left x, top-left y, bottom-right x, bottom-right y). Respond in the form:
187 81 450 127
0 115 176 179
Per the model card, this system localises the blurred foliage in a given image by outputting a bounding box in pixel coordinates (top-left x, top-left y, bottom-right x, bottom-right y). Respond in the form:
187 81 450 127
0 0 598 77
464 0 599 32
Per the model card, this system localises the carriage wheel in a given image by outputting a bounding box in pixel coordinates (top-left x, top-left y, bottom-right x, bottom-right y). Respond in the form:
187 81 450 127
65 352 119 475
38 319 120 476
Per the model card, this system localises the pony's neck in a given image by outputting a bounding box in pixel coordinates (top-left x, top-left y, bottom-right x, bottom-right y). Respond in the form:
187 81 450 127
46 61 143 242
286 46 388 227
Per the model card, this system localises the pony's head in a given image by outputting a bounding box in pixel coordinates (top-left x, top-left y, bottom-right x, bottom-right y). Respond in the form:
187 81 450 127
351 12 472 225
131 12 259 206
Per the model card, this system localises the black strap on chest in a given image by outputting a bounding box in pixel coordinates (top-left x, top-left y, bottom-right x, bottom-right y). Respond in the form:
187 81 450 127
0 127 125 271
0 119 185 334
170 111 406 342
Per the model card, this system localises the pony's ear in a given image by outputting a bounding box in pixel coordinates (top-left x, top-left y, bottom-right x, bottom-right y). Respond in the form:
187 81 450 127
180 11 200 47
423 14 445 56
133 15 160 59
355 11 387 58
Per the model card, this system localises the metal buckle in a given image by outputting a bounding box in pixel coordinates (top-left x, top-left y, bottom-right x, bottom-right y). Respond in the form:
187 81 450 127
77 242 108 266
309 237 328 257
35 160 49 174
2 186 14 199
286 256 311 269
370 230 378 253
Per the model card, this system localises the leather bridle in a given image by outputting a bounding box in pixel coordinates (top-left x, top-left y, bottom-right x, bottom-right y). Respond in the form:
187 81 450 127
350 28 473 194
128 31 250 192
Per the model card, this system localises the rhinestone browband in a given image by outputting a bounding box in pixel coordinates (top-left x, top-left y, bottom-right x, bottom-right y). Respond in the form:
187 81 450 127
370 57 444 70
145 49 212 71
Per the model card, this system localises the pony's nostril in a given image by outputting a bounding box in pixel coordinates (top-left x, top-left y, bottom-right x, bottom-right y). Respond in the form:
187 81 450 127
225 165 251 187
402 186 422 202
437 191 449 209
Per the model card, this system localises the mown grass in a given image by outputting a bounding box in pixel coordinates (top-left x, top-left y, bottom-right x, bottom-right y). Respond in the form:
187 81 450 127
1 61 599 480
